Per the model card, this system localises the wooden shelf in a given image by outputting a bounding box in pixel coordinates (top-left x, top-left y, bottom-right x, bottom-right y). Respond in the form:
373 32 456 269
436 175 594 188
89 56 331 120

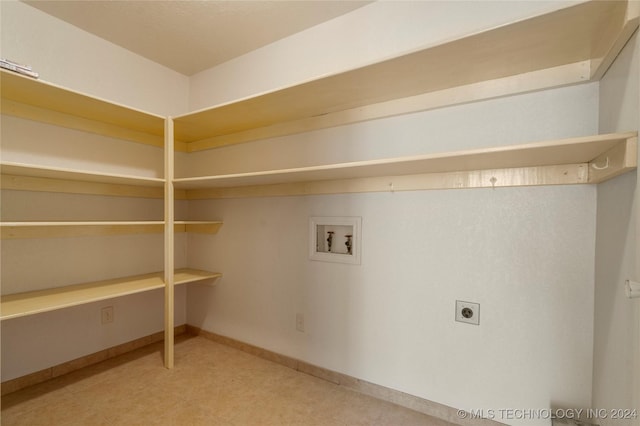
0 69 165 147
0 221 224 239
0 162 164 186
175 132 637 198
175 221 223 234
1 162 165 198
0 268 222 321
173 1 638 151
175 269 222 285
0 221 165 239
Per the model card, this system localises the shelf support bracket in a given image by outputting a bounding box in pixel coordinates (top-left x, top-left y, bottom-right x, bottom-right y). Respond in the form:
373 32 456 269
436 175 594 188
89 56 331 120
588 137 637 183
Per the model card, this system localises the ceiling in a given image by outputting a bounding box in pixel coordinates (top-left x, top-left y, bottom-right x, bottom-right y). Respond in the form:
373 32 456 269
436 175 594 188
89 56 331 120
24 1 370 76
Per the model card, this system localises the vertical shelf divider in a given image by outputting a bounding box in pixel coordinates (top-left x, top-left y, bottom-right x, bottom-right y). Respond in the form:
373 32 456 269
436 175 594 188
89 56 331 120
164 117 175 368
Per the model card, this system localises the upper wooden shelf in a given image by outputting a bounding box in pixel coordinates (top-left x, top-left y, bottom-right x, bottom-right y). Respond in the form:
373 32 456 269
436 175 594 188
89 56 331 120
0 268 222 321
1 162 164 186
0 162 165 198
0 69 165 147
1 221 224 239
174 132 637 197
173 1 639 152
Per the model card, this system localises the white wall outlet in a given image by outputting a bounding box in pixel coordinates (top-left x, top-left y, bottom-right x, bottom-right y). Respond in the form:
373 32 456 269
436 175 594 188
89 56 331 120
296 313 305 332
101 306 114 324
455 300 479 325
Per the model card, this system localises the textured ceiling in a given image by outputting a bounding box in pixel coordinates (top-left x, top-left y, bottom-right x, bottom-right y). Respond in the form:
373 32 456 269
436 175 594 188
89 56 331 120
24 1 370 76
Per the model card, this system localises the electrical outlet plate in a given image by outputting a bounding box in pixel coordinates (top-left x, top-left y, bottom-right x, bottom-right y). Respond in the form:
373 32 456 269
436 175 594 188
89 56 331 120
295 313 305 332
455 300 480 325
101 306 114 324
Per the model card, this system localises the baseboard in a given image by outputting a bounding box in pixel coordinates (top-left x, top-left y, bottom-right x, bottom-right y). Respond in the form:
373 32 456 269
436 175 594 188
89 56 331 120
0 324 187 396
186 325 504 426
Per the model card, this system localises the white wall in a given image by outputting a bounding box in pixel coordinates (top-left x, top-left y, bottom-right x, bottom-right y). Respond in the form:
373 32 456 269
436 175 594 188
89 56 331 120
594 32 640 426
180 82 598 178
0 0 188 116
0 2 189 381
183 89 600 426
186 187 596 426
1 115 164 178
182 3 601 424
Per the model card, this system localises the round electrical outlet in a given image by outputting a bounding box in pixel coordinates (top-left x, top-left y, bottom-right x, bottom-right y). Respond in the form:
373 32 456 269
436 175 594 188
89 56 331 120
455 300 480 325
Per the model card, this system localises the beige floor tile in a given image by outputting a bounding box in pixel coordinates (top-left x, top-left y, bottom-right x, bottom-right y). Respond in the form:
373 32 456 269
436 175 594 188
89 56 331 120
168 401 235 426
2 396 110 426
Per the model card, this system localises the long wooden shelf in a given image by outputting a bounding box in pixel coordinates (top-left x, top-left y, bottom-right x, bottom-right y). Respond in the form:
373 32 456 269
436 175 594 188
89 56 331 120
0 221 223 239
173 1 638 151
174 132 637 198
0 268 222 321
0 69 165 147
0 162 164 186
0 221 164 239
1 162 165 198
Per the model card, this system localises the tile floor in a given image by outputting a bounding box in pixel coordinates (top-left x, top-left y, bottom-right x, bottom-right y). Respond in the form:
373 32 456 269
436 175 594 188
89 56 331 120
1 335 456 425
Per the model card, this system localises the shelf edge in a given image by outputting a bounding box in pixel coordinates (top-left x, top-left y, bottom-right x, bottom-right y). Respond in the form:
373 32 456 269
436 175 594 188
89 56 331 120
185 164 588 199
